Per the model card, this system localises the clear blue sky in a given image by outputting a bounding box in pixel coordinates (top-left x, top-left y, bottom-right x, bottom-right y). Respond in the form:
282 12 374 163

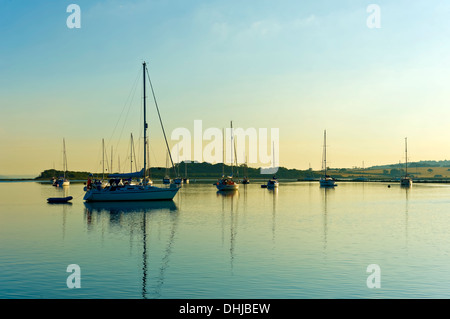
2 0 450 176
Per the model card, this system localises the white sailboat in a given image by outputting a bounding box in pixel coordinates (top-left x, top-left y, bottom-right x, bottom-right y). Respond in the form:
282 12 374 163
265 142 278 188
319 130 337 188
57 138 70 187
84 62 179 202
400 137 413 187
216 122 239 191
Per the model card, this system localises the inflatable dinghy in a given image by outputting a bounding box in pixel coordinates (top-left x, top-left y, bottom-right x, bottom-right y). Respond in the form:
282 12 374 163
47 196 73 203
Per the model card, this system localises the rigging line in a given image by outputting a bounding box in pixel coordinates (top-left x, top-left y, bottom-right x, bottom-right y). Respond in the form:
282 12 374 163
114 71 140 158
105 67 141 157
107 69 139 146
145 64 177 177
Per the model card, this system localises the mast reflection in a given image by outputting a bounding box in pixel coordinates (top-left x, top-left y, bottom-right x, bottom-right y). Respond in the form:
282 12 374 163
217 190 240 273
320 187 334 254
268 187 278 244
83 201 178 299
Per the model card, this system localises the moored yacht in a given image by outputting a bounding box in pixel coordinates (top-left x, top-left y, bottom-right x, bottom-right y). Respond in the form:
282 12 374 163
83 62 179 202
215 121 239 191
319 130 337 188
266 175 278 188
400 137 413 187
216 175 239 191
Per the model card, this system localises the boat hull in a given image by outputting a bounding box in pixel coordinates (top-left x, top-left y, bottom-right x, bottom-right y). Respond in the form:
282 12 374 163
47 196 73 203
400 178 412 187
216 184 239 191
267 182 278 188
83 185 179 202
319 178 337 187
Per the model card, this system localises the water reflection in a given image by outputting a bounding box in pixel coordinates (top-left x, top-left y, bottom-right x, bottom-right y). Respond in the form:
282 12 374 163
217 189 240 273
216 190 239 197
83 201 178 299
403 186 410 250
84 201 177 214
320 187 334 254
267 188 278 244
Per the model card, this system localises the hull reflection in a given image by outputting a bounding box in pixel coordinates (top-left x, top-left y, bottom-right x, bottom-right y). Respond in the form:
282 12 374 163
84 200 177 214
216 190 239 197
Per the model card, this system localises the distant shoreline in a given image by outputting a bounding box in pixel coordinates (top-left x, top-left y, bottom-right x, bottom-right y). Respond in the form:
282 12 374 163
2 178 450 184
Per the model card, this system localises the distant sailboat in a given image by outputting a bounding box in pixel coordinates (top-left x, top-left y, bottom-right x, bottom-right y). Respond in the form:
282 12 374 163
242 157 250 184
265 142 278 188
183 161 189 184
216 122 239 191
266 176 279 188
56 138 70 187
83 62 179 202
400 137 413 187
319 130 337 188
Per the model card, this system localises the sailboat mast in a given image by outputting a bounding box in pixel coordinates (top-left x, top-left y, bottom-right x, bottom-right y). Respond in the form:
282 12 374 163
323 130 327 176
222 128 225 176
231 121 234 176
405 137 408 176
102 138 105 180
130 133 133 173
143 62 148 185
63 138 66 179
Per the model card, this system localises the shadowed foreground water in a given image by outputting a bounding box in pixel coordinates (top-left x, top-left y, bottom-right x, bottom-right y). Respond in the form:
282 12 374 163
1 180 450 298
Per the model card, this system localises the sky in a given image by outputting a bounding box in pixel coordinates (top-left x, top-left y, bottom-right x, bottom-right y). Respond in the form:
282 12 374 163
2 0 450 177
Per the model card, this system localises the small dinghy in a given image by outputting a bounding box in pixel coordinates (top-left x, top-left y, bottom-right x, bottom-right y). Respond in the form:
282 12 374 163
47 196 73 203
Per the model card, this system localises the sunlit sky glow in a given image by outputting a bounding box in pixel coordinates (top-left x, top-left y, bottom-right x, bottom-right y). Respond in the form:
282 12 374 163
2 0 450 176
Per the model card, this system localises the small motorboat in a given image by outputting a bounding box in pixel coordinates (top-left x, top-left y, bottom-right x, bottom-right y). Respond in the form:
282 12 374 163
47 196 73 203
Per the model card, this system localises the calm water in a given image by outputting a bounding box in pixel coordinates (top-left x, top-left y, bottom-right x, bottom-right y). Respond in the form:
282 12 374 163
1 180 450 299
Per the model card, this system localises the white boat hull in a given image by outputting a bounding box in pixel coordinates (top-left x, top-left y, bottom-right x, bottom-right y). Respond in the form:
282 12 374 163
320 178 337 187
84 185 179 202
57 179 70 187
